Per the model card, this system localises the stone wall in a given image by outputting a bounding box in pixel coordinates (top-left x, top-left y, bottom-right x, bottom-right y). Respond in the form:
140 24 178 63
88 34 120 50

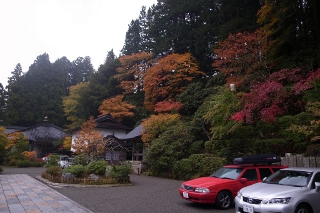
282 153 320 167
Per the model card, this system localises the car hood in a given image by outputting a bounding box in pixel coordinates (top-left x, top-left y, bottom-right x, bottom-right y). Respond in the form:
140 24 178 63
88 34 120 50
183 177 233 187
241 182 302 198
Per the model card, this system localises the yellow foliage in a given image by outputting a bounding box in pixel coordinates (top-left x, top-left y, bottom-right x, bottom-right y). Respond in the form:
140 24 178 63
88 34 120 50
6 131 28 150
63 136 72 150
141 113 181 145
63 82 89 130
0 126 9 146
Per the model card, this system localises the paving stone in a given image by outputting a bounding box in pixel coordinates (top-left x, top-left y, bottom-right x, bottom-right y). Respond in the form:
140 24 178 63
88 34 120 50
0 175 93 213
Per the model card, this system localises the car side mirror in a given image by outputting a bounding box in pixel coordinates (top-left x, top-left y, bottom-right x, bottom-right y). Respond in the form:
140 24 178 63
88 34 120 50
239 178 248 183
315 182 320 192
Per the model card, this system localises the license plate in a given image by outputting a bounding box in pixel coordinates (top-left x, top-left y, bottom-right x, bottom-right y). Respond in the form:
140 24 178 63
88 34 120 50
243 204 254 213
183 192 189 198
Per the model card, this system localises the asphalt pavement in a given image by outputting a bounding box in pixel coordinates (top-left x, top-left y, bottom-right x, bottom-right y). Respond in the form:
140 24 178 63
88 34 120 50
1 167 235 213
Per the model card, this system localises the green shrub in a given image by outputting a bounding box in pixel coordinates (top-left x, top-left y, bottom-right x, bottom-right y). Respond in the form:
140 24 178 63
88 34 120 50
45 166 62 176
173 155 226 180
17 160 31 167
46 154 60 167
7 159 17 166
108 162 133 179
31 161 44 167
0 166 3 173
173 159 194 180
64 165 85 177
72 154 89 166
85 160 107 175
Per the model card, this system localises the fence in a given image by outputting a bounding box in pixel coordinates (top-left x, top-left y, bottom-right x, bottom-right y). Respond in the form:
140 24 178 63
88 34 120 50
282 153 320 167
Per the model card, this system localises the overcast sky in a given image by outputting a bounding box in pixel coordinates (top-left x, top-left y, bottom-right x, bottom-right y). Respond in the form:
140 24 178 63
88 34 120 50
0 0 157 87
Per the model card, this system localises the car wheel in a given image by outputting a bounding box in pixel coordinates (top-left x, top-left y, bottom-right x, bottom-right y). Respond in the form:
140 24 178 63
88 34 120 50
295 204 313 213
215 191 232 209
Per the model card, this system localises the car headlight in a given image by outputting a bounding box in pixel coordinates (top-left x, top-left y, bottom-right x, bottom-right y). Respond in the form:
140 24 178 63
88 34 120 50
236 191 242 198
194 187 210 193
262 197 291 204
180 184 185 189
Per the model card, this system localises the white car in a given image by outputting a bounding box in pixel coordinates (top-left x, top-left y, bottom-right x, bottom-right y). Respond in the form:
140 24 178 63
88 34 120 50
58 156 73 168
235 167 320 213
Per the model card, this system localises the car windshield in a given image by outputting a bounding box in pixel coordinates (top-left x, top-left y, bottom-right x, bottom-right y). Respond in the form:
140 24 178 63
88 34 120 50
210 167 244 180
264 170 313 187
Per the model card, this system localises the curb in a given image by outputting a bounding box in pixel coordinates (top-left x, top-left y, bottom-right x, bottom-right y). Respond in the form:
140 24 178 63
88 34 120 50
35 175 134 187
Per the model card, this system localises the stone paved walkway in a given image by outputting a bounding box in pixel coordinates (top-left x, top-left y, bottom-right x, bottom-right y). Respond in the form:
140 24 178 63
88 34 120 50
0 174 93 213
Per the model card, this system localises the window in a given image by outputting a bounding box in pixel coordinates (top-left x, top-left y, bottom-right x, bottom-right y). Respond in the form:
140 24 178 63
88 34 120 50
241 169 258 181
311 172 320 189
259 168 272 180
105 151 120 161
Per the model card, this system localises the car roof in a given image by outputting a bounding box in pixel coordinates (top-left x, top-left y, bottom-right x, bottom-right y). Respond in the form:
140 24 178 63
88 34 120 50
281 167 320 172
224 164 285 168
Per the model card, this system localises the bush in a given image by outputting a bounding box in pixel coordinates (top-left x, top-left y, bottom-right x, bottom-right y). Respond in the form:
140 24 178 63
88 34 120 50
7 159 17 166
46 154 60 167
85 160 107 175
45 166 62 177
17 160 32 167
64 165 85 177
31 161 44 167
0 166 2 173
173 154 226 180
108 162 133 179
72 154 89 166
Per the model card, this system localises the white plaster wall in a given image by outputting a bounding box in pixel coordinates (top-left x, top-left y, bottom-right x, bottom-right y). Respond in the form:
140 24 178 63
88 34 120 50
70 128 128 152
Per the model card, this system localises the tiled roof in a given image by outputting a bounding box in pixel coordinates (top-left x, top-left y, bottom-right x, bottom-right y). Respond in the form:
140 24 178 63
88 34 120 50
19 120 67 143
3 126 27 134
118 124 144 140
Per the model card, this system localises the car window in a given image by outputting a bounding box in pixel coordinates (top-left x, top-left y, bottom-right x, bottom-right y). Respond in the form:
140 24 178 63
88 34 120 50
241 169 258 181
311 172 320 189
265 170 313 187
210 167 244 180
259 168 272 180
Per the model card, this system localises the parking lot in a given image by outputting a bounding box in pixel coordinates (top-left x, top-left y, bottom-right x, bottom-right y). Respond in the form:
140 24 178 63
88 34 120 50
2 167 235 213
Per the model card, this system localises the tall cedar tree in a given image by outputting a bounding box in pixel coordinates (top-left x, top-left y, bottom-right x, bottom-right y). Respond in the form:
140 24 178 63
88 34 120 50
72 116 105 161
143 53 205 111
85 50 122 118
257 0 320 69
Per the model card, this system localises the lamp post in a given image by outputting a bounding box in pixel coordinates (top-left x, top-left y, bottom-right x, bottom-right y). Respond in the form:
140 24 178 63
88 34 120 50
230 83 235 92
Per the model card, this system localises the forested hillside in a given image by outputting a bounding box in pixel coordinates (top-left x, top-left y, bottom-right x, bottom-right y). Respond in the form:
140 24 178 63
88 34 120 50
0 0 319 178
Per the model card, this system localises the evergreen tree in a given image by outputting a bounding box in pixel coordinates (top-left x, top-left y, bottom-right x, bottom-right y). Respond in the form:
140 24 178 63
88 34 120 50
0 84 6 124
6 54 68 127
122 19 142 55
257 0 320 69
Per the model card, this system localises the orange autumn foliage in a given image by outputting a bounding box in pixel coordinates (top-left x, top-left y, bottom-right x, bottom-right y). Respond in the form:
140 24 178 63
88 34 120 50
98 95 136 121
154 100 182 113
21 151 36 161
143 53 205 111
72 116 105 161
212 30 272 88
115 52 155 94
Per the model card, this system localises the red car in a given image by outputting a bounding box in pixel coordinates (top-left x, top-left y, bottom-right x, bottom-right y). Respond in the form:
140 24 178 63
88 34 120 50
179 154 287 209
